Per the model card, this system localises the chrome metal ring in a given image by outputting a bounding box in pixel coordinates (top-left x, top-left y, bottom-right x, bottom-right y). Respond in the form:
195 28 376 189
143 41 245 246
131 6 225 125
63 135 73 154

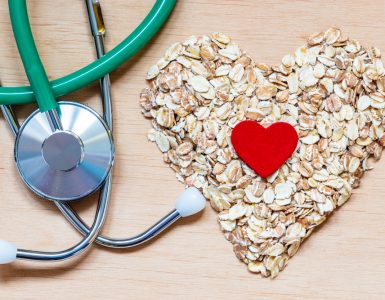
14 101 114 201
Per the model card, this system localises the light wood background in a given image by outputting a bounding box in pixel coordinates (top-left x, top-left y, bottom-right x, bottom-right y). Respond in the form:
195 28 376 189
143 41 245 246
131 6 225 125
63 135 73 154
0 1 385 299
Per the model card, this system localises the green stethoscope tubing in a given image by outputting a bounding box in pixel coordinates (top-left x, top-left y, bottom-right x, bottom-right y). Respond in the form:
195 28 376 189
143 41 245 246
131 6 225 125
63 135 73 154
0 0 176 110
8 0 57 111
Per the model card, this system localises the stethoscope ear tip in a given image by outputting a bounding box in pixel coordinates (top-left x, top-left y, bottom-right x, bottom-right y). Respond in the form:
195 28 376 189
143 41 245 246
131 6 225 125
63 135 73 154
0 240 17 264
175 187 206 218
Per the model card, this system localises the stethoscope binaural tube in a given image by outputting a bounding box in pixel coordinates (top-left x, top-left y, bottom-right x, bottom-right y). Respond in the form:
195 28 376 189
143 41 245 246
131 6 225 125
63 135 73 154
0 0 176 106
58 186 206 248
57 0 206 249
0 108 205 260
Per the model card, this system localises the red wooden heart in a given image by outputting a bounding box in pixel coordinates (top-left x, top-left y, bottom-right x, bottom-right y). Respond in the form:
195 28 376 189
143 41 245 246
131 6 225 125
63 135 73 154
231 121 298 178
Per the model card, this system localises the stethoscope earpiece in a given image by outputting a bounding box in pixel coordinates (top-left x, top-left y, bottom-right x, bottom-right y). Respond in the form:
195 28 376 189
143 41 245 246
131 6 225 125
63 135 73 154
0 240 17 264
175 187 206 217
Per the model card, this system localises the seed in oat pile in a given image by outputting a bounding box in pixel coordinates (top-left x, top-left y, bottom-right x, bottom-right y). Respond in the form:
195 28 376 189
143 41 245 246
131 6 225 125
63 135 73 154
140 28 385 278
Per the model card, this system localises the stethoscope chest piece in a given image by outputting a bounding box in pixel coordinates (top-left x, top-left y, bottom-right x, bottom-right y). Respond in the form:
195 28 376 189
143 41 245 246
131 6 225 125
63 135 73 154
14 101 114 201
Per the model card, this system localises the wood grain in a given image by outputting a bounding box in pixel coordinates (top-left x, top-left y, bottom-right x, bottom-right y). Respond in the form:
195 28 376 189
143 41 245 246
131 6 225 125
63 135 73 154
1 1 385 299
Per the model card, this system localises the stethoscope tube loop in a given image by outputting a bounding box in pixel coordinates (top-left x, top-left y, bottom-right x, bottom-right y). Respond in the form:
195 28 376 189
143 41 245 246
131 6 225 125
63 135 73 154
0 0 176 106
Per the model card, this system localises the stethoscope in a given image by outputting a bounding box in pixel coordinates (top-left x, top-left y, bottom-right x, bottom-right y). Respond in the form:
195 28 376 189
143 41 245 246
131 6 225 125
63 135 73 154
0 0 206 264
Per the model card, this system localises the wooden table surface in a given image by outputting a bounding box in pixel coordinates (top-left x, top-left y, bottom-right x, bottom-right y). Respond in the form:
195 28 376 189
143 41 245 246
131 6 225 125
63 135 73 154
1 1 385 299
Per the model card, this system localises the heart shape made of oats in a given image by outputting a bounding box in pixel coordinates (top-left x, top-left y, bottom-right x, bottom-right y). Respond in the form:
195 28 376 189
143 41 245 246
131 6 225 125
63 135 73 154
140 28 385 278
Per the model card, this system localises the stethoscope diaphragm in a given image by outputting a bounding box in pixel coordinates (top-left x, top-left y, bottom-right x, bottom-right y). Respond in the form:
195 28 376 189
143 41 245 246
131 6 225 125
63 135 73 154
14 101 114 201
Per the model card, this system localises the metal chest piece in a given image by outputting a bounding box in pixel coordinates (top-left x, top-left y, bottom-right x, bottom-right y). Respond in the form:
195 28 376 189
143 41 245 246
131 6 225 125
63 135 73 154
14 101 114 201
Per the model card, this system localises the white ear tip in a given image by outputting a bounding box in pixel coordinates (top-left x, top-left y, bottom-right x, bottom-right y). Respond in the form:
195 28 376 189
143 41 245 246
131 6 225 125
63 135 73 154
175 187 206 217
0 240 17 264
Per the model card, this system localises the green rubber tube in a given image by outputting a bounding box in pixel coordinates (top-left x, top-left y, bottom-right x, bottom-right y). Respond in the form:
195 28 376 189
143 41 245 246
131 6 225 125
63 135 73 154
0 0 176 106
8 0 57 111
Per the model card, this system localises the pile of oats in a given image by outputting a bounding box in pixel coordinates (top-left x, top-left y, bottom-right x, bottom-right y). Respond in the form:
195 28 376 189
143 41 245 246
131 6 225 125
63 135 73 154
140 28 385 278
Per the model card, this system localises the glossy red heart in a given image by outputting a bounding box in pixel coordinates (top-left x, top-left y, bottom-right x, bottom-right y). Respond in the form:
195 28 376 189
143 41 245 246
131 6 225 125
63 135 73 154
231 121 298 178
